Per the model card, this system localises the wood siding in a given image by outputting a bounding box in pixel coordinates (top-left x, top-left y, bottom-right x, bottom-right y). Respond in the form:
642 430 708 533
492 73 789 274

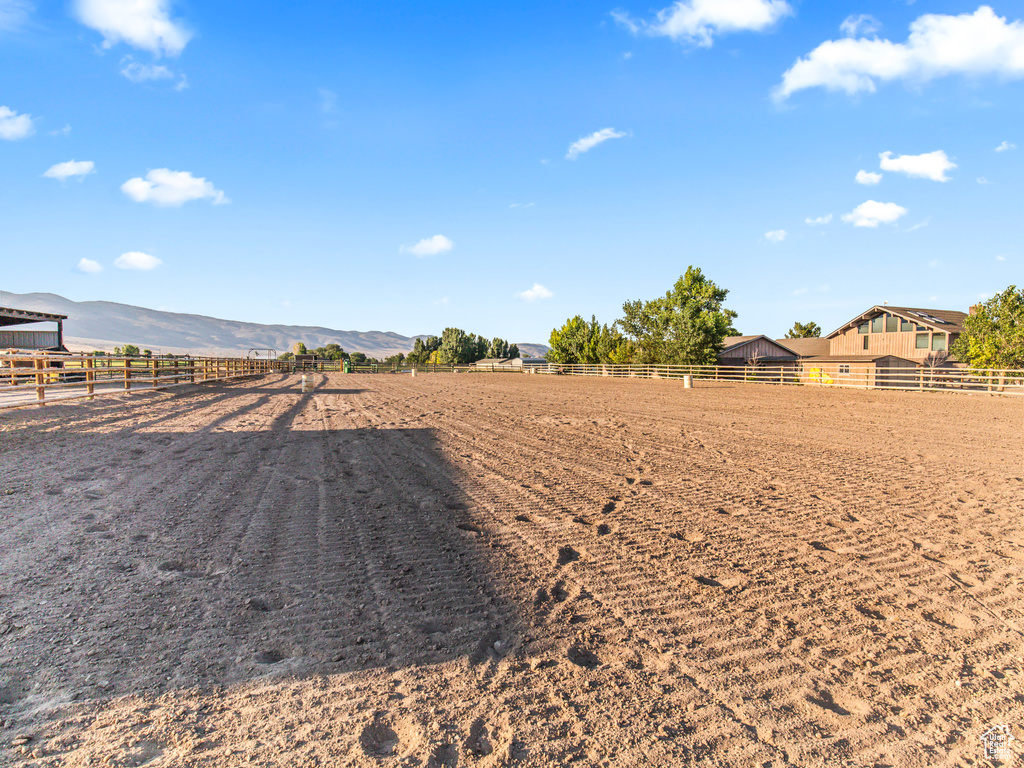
720 338 794 359
830 316 958 361
798 357 917 387
0 330 60 349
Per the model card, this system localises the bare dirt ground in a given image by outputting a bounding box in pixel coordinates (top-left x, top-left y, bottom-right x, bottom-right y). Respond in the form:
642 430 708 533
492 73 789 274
1 373 1022 767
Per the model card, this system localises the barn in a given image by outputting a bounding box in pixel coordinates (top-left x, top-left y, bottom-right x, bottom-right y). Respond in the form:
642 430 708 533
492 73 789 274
0 306 67 351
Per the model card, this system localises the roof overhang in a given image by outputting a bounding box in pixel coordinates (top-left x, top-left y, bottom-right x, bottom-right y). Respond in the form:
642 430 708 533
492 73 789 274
0 306 67 327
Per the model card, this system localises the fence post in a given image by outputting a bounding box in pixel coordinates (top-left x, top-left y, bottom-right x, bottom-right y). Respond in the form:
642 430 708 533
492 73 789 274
918 367 923 392
35 358 46 403
124 359 132 391
151 357 158 389
86 357 95 398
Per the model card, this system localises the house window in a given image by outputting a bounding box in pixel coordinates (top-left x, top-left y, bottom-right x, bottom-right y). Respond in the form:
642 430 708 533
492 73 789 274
863 335 869 350
871 316 883 333
932 334 946 351
886 316 899 332
858 322 869 334
839 364 850 374
900 318 914 332
916 333 929 349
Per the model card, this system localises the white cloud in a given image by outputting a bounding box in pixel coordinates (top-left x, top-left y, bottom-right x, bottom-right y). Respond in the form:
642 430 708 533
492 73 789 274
566 127 627 160
996 254 1006 261
517 283 553 302
114 251 162 270
805 213 832 225
403 235 453 257
76 258 102 273
775 6 1024 101
74 0 191 57
509 202 535 209
995 140 1016 152
0 0 32 30
907 218 930 231
0 105 34 140
120 58 174 83
615 0 792 47
928 259 940 268
856 170 882 185
49 124 72 137
879 150 955 182
121 168 228 206
977 176 989 184
841 200 908 227
43 159 95 181
764 229 786 242
840 14 880 38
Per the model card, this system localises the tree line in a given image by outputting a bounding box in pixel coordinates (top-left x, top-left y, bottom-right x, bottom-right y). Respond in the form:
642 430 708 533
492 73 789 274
277 331 520 367
547 266 741 365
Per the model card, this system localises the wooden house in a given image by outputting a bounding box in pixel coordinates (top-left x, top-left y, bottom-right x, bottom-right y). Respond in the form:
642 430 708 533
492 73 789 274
824 306 967 363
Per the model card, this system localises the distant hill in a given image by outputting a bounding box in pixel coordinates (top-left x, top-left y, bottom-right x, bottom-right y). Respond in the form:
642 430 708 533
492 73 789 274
2 292 548 359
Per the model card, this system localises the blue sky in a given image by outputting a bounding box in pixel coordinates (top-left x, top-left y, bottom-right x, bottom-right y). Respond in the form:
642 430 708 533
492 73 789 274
1 1 1021 342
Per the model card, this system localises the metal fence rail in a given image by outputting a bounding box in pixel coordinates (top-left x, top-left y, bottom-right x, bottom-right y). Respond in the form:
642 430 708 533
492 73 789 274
522 362 1024 395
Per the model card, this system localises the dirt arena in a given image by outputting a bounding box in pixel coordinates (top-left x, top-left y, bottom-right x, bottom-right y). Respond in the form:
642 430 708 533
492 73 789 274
1 373 1022 767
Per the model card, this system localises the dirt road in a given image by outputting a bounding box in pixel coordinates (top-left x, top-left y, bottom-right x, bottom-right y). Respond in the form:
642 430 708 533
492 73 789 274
1 373 1022 766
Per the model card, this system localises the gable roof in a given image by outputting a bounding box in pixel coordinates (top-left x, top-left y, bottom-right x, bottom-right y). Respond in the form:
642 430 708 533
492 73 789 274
721 335 797 357
776 337 830 357
827 306 967 339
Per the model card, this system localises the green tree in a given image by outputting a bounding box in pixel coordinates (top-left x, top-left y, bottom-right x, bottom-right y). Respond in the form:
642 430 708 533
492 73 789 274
292 342 307 355
785 321 821 338
950 286 1024 369
408 336 441 365
617 267 737 365
548 316 628 364
487 337 510 359
120 344 141 357
439 327 476 365
547 315 595 364
507 343 520 359
350 352 367 365
278 352 295 361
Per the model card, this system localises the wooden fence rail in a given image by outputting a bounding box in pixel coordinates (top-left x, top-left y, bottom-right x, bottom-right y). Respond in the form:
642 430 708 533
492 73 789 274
0 354 291 409
520 362 1024 395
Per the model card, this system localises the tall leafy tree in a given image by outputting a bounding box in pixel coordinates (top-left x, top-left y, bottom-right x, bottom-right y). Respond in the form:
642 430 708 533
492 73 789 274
547 316 626 364
617 267 737 365
507 343 520 359
785 321 821 338
439 327 476 365
950 286 1024 369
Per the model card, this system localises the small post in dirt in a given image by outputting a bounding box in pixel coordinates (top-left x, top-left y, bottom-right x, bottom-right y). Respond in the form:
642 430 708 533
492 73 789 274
86 357 95 398
124 359 132 391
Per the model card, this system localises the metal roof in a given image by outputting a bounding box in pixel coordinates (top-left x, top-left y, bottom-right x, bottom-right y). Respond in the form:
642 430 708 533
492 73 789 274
0 306 67 327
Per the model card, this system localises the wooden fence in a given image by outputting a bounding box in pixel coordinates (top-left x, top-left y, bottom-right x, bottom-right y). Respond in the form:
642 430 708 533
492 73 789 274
0 354 290 409
521 362 1024 395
